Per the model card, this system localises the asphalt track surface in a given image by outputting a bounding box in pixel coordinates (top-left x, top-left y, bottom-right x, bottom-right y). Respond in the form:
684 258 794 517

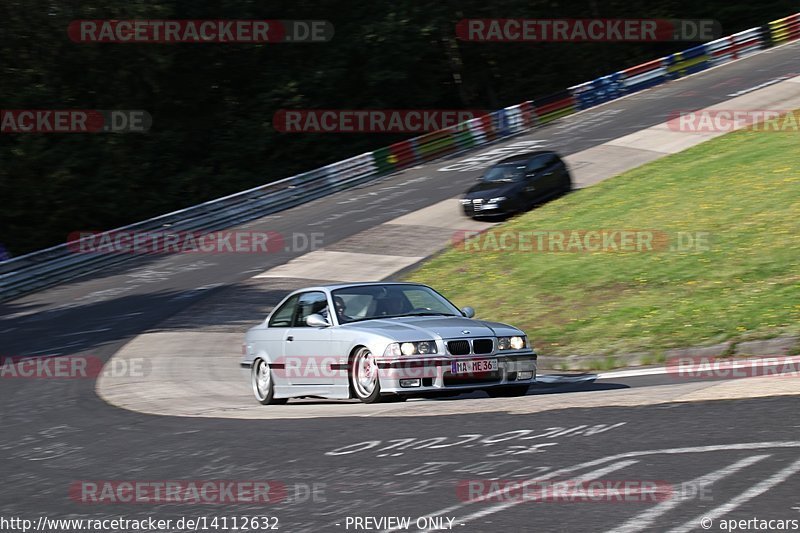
2 44 800 532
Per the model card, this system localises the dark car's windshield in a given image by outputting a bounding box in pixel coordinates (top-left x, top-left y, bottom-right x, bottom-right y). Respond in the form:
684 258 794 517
331 284 461 323
480 162 526 183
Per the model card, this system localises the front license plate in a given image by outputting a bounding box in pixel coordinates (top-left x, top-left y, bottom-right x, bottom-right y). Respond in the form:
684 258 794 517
451 359 498 374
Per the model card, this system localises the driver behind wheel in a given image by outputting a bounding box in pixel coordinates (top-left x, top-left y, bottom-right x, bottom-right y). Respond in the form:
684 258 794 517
333 296 354 323
377 293 409 316
321 296 353 323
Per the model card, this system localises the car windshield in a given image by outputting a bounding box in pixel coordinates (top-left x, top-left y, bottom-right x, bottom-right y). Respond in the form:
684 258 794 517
480 163 525 182
331 284 461 323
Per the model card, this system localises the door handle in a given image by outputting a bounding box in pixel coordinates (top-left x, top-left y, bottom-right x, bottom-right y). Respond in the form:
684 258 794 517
543 172 553 176
287 336 294 341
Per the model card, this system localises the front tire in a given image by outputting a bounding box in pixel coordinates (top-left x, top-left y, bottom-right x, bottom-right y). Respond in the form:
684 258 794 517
486 385 530 398
350 347 382 404
252 359 287 405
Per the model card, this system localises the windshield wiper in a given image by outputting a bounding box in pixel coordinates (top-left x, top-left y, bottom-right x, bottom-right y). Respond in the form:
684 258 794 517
404 312 457 317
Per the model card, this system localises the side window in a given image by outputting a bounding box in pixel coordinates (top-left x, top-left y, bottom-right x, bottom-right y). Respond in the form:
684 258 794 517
268 295 299 327
545 153 561 167
525 154 550 174
292 291 329 327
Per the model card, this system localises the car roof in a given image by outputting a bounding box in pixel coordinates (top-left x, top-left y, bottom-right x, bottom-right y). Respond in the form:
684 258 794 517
494 150 557 165
293 281 429 293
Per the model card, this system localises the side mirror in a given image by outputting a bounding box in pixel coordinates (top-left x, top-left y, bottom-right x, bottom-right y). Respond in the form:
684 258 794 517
306 313 330 328
461 306 475 318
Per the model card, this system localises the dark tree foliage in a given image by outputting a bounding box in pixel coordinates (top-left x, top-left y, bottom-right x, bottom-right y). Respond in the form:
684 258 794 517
0 0 794 255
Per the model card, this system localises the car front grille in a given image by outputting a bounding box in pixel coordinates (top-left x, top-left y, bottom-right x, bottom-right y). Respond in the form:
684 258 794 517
463 199 481 216
447 340 470 355
473 339 493 354
446 338 495 355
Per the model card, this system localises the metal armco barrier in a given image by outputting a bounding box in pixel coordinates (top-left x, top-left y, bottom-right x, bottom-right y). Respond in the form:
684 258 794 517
533 89 578 123
572 74 623 110
619 58 668 94
2 12 798 302
568 22 787 106
769 13 800 45
664 44 710 80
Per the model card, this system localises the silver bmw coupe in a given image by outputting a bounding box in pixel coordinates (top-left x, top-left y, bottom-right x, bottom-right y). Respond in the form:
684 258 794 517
241 282 537 404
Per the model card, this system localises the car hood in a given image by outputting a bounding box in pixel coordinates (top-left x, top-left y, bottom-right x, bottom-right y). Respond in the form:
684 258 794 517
339 315 524 340
464 181 521 199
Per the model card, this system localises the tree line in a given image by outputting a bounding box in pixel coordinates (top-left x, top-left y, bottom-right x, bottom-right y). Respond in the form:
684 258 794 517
1 0 794 256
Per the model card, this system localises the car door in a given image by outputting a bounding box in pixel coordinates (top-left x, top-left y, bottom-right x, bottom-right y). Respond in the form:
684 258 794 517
538 153 563 197
284 291 334 385
523 154 550 204
255 294 299 388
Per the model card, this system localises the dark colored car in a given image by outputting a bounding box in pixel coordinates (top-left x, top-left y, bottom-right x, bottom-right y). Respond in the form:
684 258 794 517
461 151 571 218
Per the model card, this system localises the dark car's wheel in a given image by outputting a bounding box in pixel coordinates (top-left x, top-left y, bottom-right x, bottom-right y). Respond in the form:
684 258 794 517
350 347 383 404
486 385 530 398
252 359 288 405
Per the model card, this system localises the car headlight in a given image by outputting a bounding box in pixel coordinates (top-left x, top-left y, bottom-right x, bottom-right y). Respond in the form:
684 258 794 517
384 341 437 357
497 336 526 350
460 199 472 205
416 341 436 354
488 196 507 204
400 342 416 355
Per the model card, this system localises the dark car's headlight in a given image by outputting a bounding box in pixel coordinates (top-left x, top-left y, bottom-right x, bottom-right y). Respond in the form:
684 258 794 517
497 336 526 350
384 341 438 356
488 196 507 204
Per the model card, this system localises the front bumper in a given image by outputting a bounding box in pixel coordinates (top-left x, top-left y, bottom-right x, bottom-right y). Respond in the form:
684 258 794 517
375 353 537 394
462 200 512 218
